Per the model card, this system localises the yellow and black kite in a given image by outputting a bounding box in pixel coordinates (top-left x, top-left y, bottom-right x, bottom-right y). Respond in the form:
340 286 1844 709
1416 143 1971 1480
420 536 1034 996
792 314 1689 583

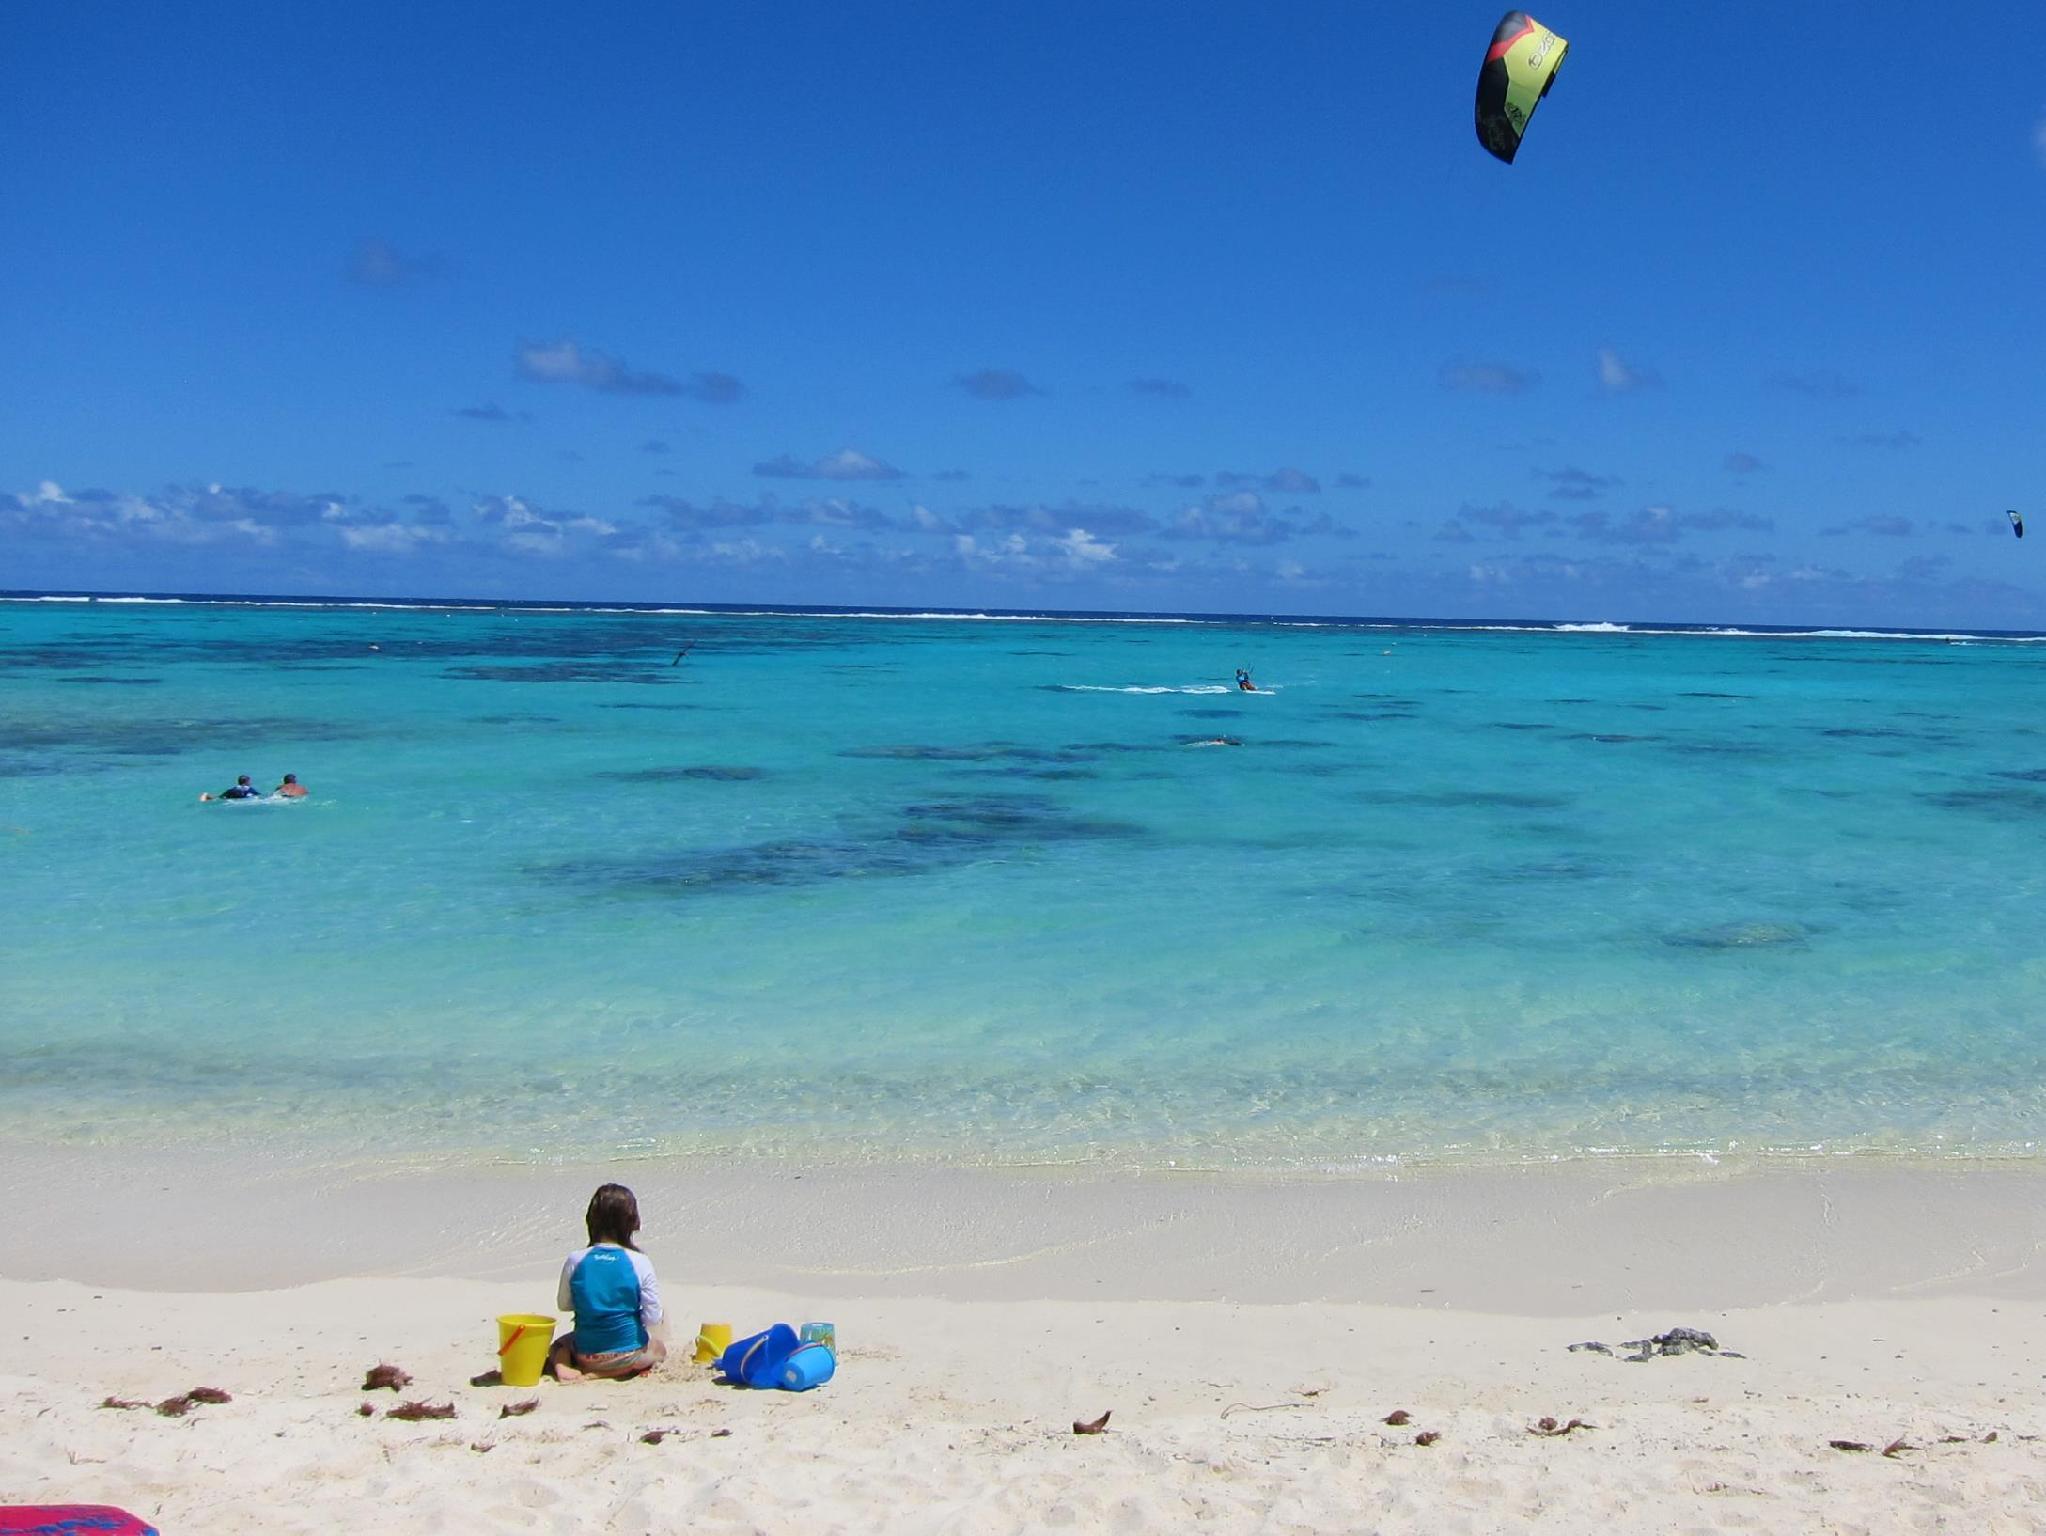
1475 12 1569 165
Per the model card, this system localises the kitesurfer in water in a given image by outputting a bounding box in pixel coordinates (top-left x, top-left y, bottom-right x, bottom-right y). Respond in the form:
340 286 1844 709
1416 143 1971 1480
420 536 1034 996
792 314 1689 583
1235 668 1256 692
274 773 308 798
201 775 262 802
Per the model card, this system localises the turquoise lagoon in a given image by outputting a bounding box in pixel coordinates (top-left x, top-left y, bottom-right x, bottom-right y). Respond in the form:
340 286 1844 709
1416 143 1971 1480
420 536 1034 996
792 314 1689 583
3 595 2044 1169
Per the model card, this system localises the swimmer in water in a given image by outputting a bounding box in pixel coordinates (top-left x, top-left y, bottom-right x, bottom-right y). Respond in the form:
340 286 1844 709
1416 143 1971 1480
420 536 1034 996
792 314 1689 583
274 773 308 798
1235 668 1256 692
201 775 262 803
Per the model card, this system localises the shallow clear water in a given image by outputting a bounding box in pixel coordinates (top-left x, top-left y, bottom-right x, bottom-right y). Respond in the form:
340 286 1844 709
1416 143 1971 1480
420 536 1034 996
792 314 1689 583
4 596 2045 1168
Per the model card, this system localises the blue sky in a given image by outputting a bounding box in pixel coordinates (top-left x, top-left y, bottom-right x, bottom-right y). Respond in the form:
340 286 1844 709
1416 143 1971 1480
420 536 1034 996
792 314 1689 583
6 2 2044 625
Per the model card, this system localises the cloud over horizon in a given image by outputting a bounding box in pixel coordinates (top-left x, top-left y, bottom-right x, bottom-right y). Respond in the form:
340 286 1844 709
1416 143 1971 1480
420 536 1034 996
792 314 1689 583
1540 466 1621 501
1216 467 1320 495
1569 505 1774 545
641 494 896 532
516 339 743 402
1159 491 1348 546
752 449 905 481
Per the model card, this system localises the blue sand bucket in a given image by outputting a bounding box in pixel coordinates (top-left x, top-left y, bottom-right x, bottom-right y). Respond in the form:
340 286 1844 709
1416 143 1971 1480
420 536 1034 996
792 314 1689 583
719 1323 799 1388
779 1342 836 1391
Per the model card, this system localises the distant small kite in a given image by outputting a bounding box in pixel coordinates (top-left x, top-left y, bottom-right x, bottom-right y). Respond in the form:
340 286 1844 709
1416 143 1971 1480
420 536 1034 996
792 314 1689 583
2010 509 2025 540
1475 12 1570 165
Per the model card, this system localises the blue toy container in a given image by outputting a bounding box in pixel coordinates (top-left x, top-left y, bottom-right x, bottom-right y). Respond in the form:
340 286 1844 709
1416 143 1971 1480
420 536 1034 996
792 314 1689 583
779 1342 836 1391
718 1323 799 1388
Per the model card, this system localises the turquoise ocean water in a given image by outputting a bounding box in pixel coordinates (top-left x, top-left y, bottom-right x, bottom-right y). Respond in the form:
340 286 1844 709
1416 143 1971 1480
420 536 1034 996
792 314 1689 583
4 594 2044 1170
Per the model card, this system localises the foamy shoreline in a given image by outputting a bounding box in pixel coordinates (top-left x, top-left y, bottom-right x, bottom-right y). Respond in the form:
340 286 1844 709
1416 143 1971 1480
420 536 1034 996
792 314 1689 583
4 1158 2043 1531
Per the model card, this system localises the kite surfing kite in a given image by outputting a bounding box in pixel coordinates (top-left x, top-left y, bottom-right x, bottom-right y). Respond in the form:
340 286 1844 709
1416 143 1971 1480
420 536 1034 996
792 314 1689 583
2010 510 2025 540
1475 12 1570 164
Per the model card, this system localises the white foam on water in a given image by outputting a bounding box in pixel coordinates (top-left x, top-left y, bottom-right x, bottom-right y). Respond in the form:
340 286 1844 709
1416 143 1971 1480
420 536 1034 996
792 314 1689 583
1056 683 1241 695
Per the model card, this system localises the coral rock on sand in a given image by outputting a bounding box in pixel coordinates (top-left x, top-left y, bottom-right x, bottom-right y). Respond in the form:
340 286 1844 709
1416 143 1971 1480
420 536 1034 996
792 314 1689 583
1623 1328 1720 1360
1072 1411 1111 1435
1573 1327 1737 1362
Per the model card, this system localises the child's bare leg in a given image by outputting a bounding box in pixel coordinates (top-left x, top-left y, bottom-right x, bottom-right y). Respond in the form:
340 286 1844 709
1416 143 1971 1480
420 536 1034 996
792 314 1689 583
547 1337 584 1382
581 1340 666 1380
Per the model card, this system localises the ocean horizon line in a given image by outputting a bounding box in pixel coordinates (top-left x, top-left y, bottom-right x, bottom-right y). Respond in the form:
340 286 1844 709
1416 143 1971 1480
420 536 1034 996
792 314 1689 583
5 585 2042 644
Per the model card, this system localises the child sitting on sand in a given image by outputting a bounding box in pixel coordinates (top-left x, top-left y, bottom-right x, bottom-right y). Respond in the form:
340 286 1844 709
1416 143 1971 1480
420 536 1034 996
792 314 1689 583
548 1183 667 1381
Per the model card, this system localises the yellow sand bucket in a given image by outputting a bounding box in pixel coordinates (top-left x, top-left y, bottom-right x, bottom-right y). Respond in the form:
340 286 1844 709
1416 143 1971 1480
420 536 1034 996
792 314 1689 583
496 1313 557 1388
693 1322 733 1363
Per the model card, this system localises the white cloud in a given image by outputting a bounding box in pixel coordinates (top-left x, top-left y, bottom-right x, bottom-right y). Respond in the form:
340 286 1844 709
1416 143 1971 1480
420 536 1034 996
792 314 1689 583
338 522 450 553
707 538 786 564
753 448 905 482
157 515 276 547
1058 527 1116 564
516 340 589 383
1597 347 1661 393
468 494 621 557
513 338 726 398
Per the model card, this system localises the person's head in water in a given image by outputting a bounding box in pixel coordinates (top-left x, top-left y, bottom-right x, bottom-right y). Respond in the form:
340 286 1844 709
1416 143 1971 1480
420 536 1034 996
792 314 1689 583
236 775 252 786
281 774 297 786
585 1183 642 1250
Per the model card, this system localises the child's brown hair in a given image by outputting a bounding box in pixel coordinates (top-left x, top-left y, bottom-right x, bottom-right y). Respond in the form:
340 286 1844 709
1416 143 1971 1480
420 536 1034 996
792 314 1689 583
585 1183 641 1250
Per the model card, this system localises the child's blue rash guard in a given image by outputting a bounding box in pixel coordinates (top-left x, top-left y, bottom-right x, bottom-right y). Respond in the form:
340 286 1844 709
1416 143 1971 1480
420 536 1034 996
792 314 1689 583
557 1243 663 1356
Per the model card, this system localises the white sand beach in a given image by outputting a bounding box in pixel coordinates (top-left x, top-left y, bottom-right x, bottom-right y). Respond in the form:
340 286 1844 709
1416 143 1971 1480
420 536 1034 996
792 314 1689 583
3 1156 2045 1532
